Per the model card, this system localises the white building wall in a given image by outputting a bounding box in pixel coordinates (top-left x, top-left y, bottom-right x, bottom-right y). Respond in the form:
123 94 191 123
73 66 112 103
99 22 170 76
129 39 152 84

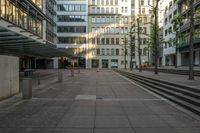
159 0 178 66
0 55 19 100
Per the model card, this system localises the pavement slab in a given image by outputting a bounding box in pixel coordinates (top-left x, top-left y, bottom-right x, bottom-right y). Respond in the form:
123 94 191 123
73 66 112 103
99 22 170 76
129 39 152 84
0 69 199 133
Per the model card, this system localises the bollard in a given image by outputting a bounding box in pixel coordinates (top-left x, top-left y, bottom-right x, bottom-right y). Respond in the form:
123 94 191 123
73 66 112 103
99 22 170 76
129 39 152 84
58 70 63 82
38 73 40 85
22 78 32 99
71 68 74 77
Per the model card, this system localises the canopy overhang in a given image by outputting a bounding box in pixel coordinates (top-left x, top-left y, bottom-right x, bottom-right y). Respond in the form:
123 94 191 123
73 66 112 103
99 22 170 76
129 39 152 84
0 26 72 58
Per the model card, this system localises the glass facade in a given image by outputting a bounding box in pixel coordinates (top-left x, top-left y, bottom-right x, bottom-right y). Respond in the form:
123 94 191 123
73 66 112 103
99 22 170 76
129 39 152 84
57 15 87 22
0 0 43 37
32 0 43 9
58 37 86 44
57 26 86 33
57 4 86 12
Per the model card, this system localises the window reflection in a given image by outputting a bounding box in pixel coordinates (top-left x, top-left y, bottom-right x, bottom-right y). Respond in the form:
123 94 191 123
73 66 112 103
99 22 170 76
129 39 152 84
0 0 43 37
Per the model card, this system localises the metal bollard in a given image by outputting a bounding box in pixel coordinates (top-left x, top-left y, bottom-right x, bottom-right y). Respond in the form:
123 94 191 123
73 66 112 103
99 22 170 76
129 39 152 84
58 71 63 82
22 78 32 99
71 68 74 77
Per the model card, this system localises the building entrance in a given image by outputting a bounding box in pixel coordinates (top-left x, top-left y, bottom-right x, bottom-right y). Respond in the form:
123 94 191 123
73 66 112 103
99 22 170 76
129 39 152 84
102 59 109 68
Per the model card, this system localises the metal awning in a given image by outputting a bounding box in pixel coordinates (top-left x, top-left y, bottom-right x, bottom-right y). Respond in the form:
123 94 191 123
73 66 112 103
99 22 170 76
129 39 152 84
0 26 72 58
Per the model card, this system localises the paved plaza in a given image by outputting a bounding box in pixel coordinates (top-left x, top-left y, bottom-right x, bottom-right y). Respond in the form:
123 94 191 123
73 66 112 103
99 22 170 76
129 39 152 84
0 70 200 133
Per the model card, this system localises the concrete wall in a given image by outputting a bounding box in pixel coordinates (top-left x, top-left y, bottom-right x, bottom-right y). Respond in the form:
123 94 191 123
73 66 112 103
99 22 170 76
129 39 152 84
0 55 19 100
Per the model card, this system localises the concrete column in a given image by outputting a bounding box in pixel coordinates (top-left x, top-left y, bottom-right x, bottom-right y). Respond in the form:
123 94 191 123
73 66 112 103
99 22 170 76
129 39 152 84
177 51 181 66
58 70 63 82
22 78 32 99
162 55 166 66
194 51 200 65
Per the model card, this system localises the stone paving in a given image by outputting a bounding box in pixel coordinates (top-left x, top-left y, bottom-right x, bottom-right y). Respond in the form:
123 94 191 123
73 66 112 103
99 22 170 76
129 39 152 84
0 69 200 133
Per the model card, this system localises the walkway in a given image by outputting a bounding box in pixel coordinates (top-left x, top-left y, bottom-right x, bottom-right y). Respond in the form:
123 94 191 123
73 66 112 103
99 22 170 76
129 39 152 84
0 70 200 133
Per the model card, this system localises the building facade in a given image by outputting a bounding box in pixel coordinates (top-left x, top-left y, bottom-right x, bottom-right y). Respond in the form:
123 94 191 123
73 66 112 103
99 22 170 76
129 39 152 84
159 0 178 66
87 0 132 69
131 0 153 67
56 0 88 68
0 0 46 99
177 0 200 66
159 0 200 67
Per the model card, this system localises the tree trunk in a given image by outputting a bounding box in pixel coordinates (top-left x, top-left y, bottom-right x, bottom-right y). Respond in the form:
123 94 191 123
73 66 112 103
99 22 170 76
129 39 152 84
137 18 142 72
175 35 178 68
154 0 159 74
189 0 194 80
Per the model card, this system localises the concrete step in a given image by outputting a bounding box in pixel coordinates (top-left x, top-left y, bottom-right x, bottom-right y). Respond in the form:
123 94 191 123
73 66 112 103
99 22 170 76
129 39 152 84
142 68 200 76
115 70 200 116
140 83 200 116
123 72 200 100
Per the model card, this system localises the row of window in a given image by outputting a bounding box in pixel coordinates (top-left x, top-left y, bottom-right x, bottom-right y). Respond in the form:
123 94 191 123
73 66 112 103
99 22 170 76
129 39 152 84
92 38 120 45
57 26 86 33
0 0 43 37
91 37 148 45
96 48 120 56
90 0 119 5
95 47 148 56
57 15 87 22
90 6 128 14
58 37 86 44
91 27 128 34
57 4 86 12
91 16 129 23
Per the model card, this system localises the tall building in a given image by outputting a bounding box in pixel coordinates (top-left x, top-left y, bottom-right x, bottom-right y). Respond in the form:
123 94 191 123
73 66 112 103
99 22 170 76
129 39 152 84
159 0 178 66
56 0 88 68
36 0 58 69
131 0 153 67
87 0 132 69
177 0 200 66
0 0 59 99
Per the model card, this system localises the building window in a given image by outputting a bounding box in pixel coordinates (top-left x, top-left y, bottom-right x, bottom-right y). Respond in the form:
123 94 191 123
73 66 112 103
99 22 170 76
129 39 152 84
57 4 86 12
111 48 114 55
101 48 105 55
58 37 86 44
106 48 110 55
101 38 105 44
92 38 96 44
97 38 100 44
116 38 119 44
97 49 100 55
111 38 115 44
116 49 119 55
106 38 110 44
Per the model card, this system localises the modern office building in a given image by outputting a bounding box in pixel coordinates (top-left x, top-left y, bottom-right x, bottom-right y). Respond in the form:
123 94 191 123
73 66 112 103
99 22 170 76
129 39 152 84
56 0 88 68
159 0 200 66
0 0 67 100
177 0 200 66
87 0 132 69
36 0 58 69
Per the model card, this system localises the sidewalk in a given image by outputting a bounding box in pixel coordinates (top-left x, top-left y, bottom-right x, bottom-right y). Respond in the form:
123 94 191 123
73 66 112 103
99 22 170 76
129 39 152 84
0 70 199 133
126 69 200 89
